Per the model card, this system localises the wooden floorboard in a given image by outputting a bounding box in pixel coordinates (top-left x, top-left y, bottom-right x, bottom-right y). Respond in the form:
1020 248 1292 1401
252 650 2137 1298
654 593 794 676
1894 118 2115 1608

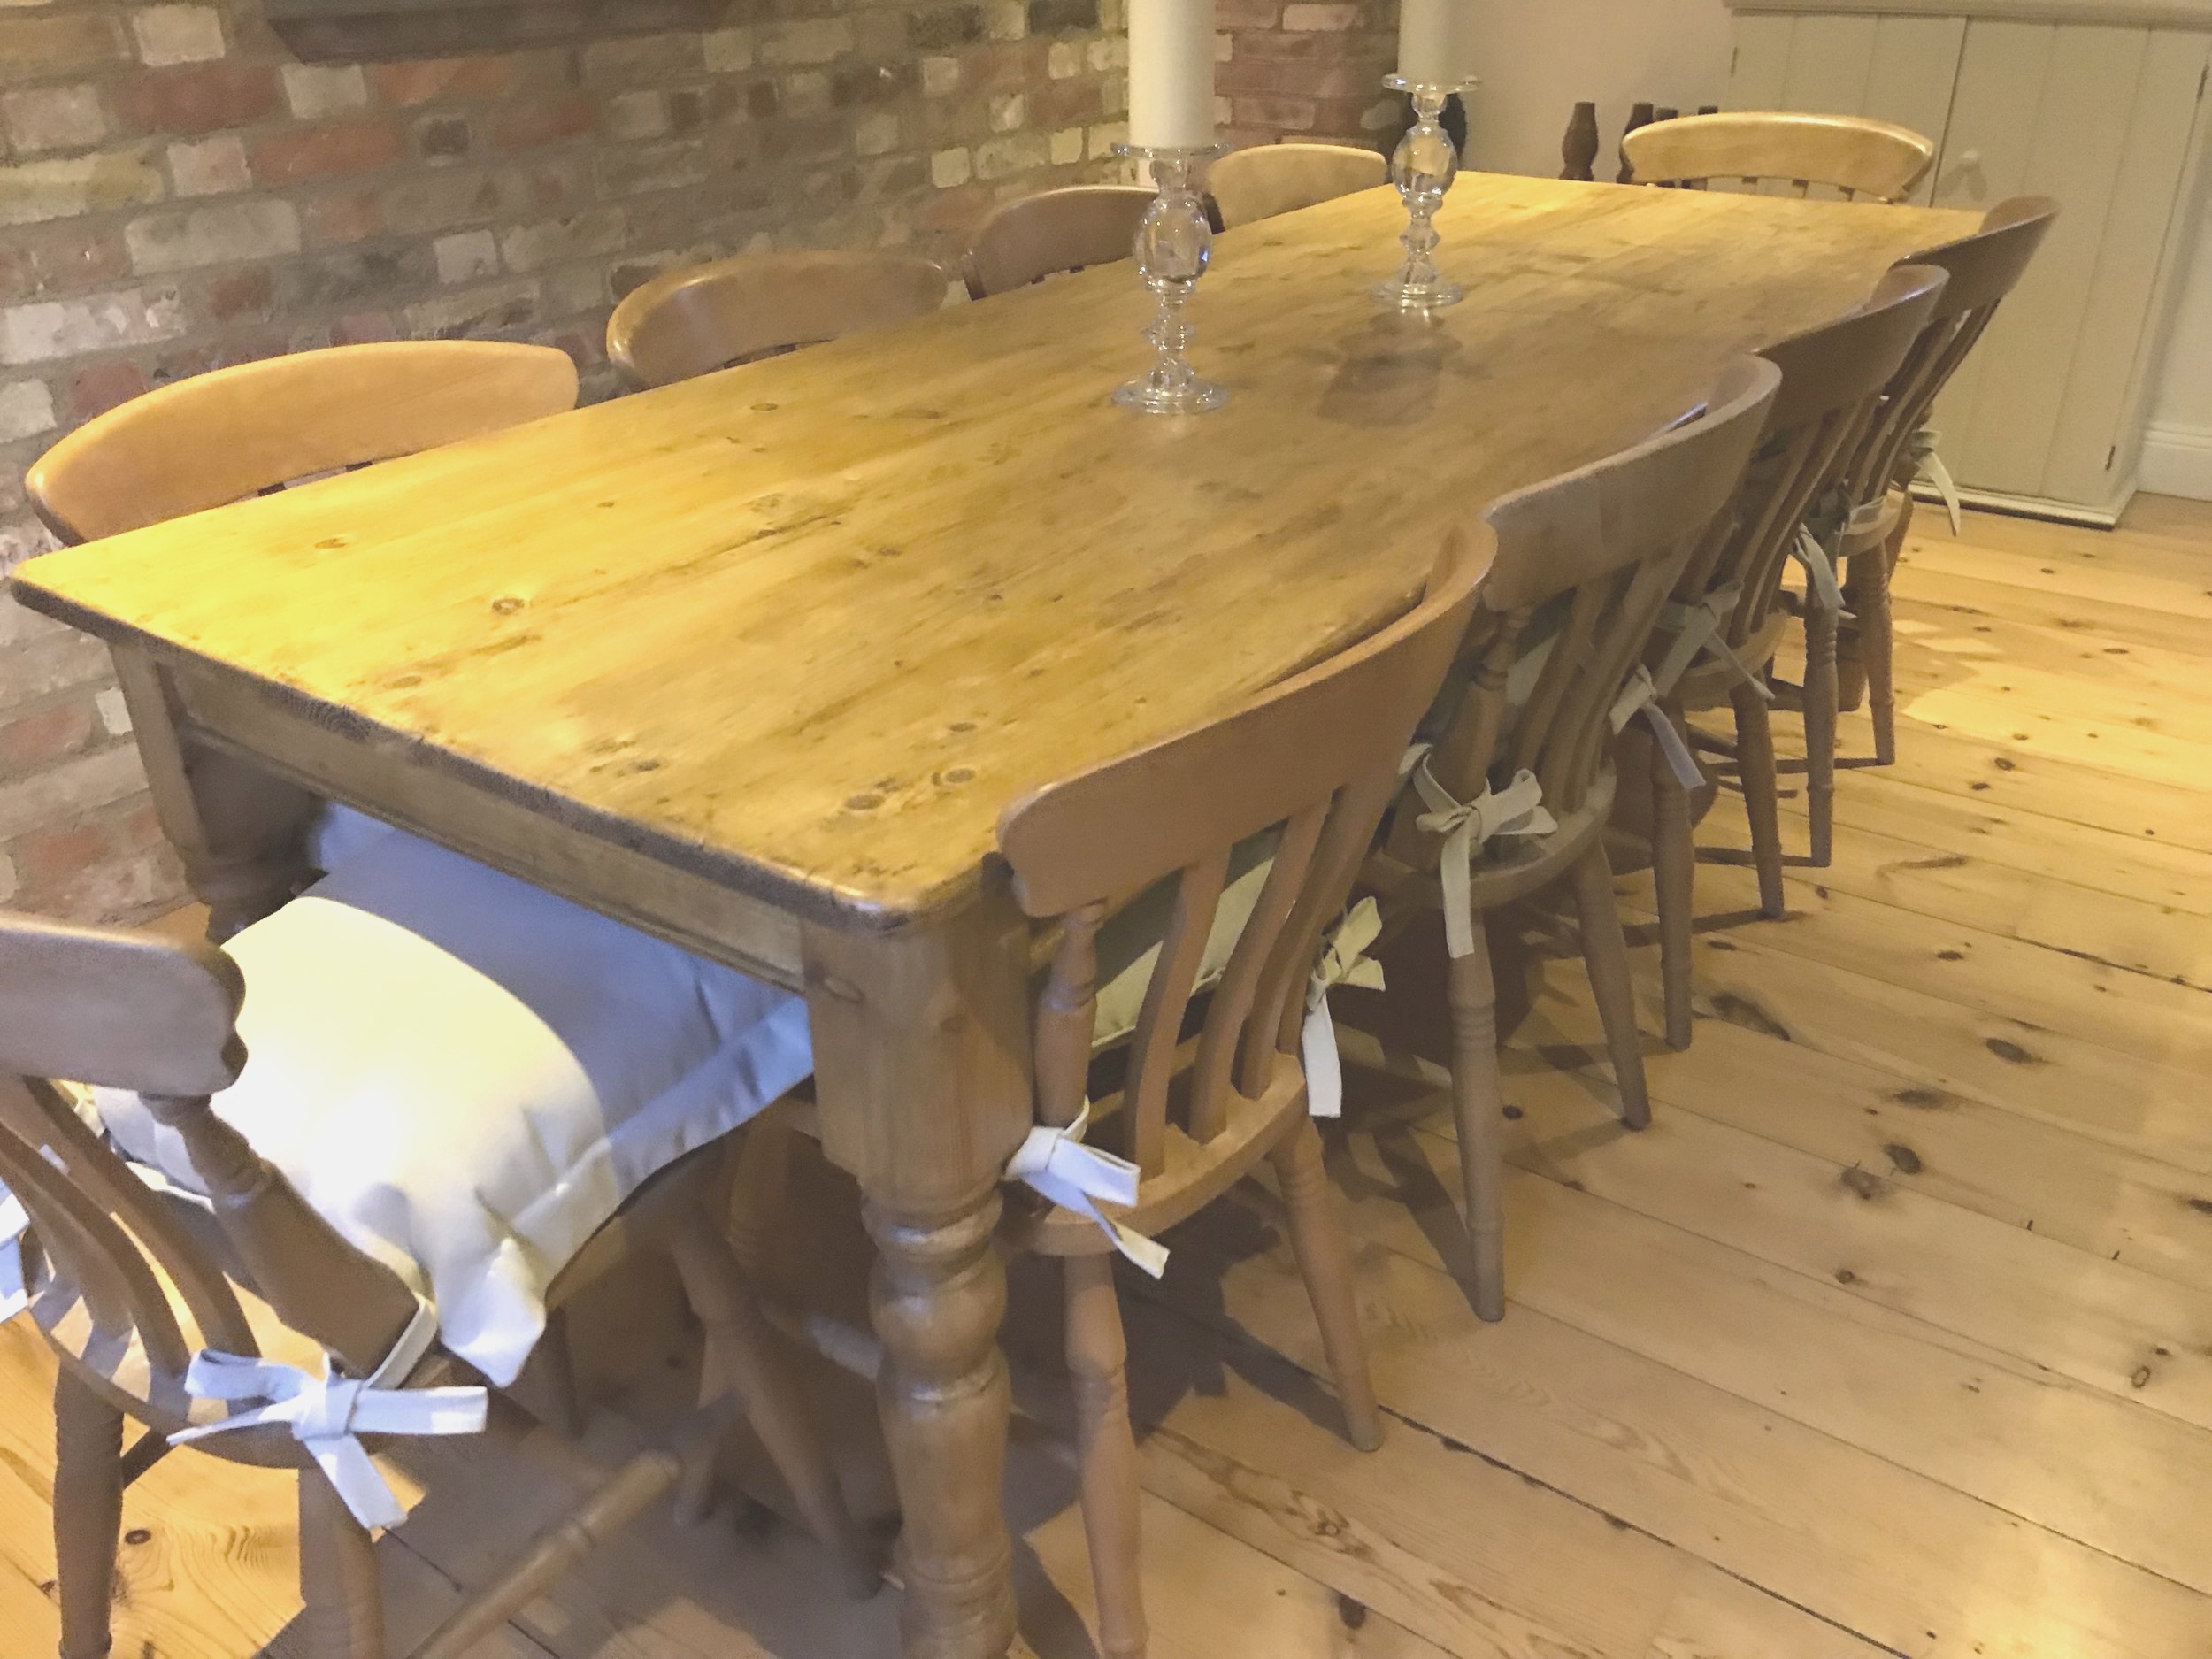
4 498 2211 1655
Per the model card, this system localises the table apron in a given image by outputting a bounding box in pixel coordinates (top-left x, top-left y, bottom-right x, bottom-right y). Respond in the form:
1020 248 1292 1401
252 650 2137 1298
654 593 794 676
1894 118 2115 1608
163 654 807 988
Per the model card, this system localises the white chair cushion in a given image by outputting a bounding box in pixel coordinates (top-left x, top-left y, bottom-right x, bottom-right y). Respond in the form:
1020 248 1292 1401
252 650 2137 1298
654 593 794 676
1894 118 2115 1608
96 830 811 1387
1090 834 1276 1048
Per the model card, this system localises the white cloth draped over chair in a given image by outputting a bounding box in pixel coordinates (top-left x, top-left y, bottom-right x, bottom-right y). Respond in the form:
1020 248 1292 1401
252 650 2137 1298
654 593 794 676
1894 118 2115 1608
96 828 814 1386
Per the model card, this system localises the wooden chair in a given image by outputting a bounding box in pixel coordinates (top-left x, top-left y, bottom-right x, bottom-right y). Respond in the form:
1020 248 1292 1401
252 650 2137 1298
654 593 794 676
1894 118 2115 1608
961 186 1156 299
751 526 1489 1659
1357 355 1781 1321
1208 141 1388 230
1622 111 1937 204
1639 267 1946 1050
605 250 949 389
0 911 872 1659
25 340 581 939
1832 197 2058 764
27 341 579 544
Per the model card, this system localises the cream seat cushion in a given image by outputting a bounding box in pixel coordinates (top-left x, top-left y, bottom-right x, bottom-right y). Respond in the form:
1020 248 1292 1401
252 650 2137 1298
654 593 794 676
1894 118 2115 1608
96 829 812 1387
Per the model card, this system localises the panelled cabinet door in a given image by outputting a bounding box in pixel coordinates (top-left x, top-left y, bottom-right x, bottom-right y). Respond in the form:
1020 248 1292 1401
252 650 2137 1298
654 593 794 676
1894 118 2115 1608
1728 11 1968 204
1932 20 2212 510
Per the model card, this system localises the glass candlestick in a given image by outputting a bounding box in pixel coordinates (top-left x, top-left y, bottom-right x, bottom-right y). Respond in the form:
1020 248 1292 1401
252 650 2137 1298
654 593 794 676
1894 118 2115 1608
1111 142 1229 414
1374 74 1479 313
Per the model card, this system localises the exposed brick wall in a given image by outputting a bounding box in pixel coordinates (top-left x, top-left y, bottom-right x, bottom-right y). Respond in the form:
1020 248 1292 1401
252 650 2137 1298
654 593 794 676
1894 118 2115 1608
0 0 1394 924
1217 0 1396 150
0 0 1142 922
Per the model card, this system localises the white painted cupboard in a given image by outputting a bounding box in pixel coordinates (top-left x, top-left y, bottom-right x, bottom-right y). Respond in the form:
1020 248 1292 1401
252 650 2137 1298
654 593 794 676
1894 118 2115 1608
1727 0 2212 521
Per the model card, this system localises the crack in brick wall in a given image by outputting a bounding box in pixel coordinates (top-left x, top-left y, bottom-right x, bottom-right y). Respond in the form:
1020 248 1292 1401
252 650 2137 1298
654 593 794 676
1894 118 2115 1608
0 0 1394 923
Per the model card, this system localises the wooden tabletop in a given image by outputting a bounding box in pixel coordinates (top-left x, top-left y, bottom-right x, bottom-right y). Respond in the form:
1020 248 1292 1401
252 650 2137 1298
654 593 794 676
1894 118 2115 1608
12 174 1978 933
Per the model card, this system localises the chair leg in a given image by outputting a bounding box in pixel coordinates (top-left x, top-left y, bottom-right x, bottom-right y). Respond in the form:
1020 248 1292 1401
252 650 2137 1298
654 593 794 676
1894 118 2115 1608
54 1368 124 1659
298 1464 384 1659
539 1304 586 1437
1802 599 1839 869
1570 844 1652 1133
1865 511 1902 767
1064 1253 1146 1659
1445 909 1508 1322
1271 1115 1384 1450
661 1208 879 1599
1732 681 1786 918
1650 707 1695 1052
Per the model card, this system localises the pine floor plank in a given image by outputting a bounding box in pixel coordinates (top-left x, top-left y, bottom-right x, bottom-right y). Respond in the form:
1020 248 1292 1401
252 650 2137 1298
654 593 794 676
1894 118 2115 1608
1302 1125 2212 1596
1426 1009 2212 1429
1488 972 2212 1289
1148 1210 2212 1659
1696 797 2212 989
1671 855 2212 1071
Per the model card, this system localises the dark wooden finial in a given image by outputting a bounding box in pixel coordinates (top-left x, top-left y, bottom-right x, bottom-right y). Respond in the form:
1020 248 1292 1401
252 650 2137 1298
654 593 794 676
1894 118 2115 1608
1619 102 1656 183
1561 102 1600 181
1655 106 1679 123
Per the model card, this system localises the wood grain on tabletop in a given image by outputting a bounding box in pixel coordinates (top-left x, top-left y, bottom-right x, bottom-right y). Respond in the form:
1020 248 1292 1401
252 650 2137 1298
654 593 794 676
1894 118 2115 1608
9 176 1978 930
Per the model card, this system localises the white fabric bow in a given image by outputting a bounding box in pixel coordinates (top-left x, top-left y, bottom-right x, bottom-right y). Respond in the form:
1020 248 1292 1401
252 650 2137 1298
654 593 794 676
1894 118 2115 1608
1302 899 1386 1121
1609 664 1704 792
0 1185 27 1325
173 1298 486 1531
1909 426 1963 534
1403 745 1556 959
1791 525 1849 615
1005 1101 1168 1278
1651 581 1774 703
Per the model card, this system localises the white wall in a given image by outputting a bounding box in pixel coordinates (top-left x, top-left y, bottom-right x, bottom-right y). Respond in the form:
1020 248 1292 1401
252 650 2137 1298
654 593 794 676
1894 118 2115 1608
2141 210 2212 499
1463 0 1735 180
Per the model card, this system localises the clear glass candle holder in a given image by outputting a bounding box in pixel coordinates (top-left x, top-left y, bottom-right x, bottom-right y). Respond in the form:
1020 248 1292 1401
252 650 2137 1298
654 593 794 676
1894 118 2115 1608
1111 142 1229 415
1374 74 1480 313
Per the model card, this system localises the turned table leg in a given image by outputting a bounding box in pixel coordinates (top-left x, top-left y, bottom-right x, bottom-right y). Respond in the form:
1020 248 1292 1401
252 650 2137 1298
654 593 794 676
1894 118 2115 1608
804 892 1033 1659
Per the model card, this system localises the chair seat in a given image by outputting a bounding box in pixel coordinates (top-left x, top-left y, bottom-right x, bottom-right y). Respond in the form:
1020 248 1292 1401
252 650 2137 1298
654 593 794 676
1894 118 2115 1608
96 830 812 1387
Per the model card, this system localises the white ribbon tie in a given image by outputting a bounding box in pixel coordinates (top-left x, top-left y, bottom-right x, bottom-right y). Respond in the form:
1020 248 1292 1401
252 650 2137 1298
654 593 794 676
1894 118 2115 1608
1302 898 1386 1120
1791 525 1849 616
0 1186 27 1325
1652 582 1774 703
1006 1102 1168 1278
1403 745 1556 959
173 1299 485 1531
1609 665 1705 793
1910 426 1963 535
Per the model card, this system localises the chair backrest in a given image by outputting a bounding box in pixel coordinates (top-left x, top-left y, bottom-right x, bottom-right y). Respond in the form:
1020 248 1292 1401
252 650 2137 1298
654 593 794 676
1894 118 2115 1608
1417 356 1781 839
1675 266 1947 653
1623 111 1937 203
606 250 949 389
27 340 580 544
1841 196 2058 509
962 186 1156 299
997 527 1491 1174
1210 142 1389 230
0 914 421 1382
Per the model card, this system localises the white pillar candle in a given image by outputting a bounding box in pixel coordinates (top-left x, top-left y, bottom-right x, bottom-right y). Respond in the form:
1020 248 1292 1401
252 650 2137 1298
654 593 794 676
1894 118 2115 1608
1398 0 1475 87
1127 0 1217 150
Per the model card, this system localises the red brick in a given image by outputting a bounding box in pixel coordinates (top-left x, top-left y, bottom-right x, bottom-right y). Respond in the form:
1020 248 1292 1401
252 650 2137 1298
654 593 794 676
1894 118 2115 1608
0 221 131 303
1030 77 1103 127
67 359 148 420
329 310 398 344
301 188 386 245
250 117 406 185
372 55 512 107
1217 0 1281 26
488 96 598 152
1233 94 1318 130
202 265 275 324
0 695 96 772
111 64 281 136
